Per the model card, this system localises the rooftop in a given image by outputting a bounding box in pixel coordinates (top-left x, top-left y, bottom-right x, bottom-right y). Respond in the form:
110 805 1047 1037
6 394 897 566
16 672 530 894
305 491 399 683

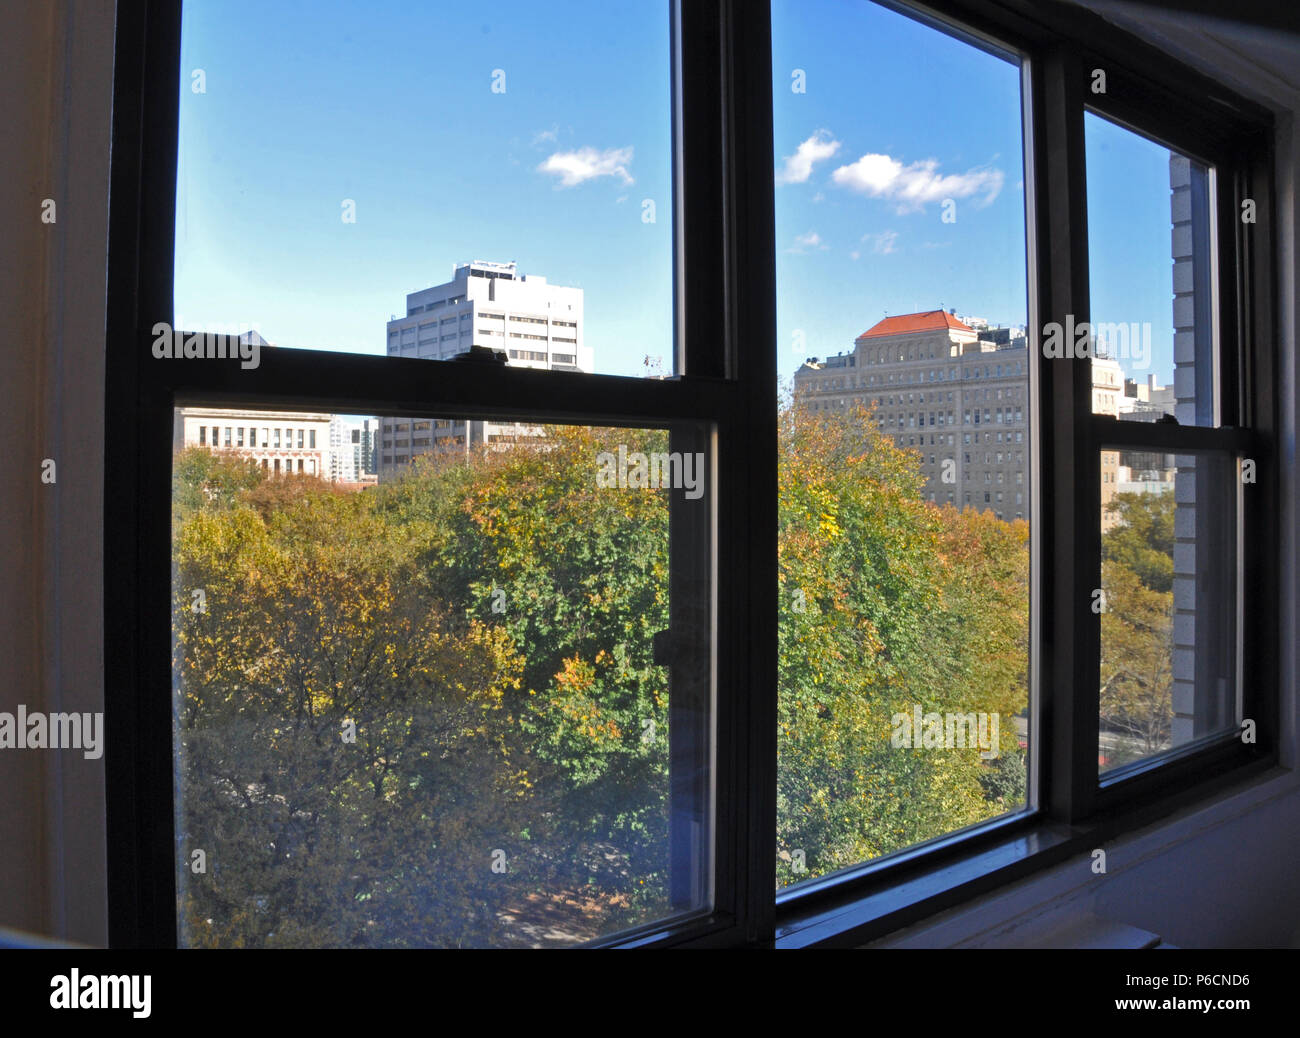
855 310 975 340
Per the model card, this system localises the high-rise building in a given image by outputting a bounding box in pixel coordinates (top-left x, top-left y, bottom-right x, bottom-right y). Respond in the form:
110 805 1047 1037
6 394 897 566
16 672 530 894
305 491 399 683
324 417 380 486
1115 374 1177 495
793 310 1039 520
378 261 591 479
328 416 356 483
352 419 377 478
792 310 1141 523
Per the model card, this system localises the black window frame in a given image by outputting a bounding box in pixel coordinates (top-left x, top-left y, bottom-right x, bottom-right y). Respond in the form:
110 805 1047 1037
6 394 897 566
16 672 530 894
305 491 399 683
104 0 1277 950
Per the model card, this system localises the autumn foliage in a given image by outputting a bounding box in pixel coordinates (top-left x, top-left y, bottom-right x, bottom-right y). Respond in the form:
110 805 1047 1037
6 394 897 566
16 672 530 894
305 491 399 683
172 400 1036 944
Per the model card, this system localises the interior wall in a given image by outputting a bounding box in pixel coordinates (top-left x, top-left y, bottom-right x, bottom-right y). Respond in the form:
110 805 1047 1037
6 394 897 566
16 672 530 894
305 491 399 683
0 0 114 945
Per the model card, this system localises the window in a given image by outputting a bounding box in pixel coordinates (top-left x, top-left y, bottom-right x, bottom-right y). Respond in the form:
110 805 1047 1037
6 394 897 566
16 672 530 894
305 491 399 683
1085 113 1249 775
105 0 1278 953
775 0 1030 893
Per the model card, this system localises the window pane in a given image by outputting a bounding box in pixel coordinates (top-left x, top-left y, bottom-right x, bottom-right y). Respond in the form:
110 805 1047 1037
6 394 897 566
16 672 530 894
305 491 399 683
174 1 672 378
1085 113 1217 426
1098 451 1238 773
773 0 1030 889
172 407 711 946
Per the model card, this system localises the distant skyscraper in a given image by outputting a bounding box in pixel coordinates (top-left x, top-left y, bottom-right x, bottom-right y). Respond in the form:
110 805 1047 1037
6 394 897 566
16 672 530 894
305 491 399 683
352 419 377 478
328 416 356 483
324 416 380 484
379 261 591 479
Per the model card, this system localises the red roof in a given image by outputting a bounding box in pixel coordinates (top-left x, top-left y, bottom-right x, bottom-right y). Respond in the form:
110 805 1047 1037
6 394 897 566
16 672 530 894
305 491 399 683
855 310 973 341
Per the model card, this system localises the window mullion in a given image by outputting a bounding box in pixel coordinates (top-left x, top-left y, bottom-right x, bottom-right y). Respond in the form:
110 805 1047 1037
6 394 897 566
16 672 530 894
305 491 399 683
1034 45 1099 824
673 0 728 380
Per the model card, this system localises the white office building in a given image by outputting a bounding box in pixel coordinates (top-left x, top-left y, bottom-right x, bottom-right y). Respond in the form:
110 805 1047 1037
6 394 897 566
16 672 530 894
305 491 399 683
379 261 591 479
173 407 332 478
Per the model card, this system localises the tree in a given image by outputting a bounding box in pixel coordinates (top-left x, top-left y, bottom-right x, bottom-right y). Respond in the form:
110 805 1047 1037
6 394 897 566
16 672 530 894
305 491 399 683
775 397 1028 883
373 425 676 922
1103 490 1175 592
171 399 1037 935
1099 559 1174 761
1098 489 1177 765
172 446 265 524
174 475 535 947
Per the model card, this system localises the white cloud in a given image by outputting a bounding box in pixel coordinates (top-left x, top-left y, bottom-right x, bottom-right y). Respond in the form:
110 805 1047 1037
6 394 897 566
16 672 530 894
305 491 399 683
532 127 559 146
538 146 634 187
849 250 861 261
831 153 1004 212
787 230 829 254
776 130 842 185
862 230 898 255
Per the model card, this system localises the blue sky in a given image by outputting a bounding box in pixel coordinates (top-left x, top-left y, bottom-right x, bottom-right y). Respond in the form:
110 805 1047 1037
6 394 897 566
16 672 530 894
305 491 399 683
772 0 1028 382
1084 111 1181 385
772 0 1181 388
175 0 1182 387
175 0 672 378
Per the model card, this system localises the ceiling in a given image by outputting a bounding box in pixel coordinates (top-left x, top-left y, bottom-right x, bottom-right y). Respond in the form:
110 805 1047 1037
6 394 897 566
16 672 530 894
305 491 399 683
1057 0 1300 111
